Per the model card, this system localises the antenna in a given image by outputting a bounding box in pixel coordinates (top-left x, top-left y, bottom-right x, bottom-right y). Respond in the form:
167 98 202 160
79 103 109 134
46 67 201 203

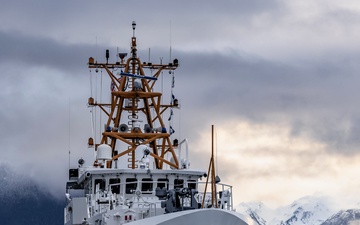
160 57 164 105
68 97 71 170
132 21 136 37
202 125 219 208
95 36 98 62
169 20 172 62
117 47 119 62
215 127 218 175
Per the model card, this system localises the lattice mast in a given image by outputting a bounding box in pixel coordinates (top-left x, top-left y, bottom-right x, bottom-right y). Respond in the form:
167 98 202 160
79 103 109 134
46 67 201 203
87 22 180 170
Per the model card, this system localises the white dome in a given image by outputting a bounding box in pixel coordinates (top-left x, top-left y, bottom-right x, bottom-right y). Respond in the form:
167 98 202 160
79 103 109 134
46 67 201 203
96 144 112 160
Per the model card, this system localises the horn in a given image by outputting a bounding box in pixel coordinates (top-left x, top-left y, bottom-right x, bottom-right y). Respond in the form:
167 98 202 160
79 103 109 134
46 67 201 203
119 124 129 132
144 124 153 133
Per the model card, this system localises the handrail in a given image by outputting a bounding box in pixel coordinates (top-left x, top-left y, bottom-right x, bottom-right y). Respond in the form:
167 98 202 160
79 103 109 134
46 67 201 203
178 138 189 169
85 178 234 218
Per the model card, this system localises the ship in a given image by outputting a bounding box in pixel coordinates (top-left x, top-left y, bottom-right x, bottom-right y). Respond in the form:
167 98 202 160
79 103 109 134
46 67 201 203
64 21 252 225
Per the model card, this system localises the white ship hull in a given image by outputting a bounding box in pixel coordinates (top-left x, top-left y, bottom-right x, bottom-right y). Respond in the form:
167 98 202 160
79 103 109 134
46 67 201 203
128 208 251 225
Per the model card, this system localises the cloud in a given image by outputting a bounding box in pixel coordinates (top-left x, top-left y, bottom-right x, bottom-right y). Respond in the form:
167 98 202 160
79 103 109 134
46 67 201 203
1 31 359 195
0 30 98 73
172 48 360 155
189 119 360 207
2 0 360 208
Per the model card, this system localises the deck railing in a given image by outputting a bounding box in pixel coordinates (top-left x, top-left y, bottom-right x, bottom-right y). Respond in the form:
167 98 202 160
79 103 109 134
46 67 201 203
83 179 234 218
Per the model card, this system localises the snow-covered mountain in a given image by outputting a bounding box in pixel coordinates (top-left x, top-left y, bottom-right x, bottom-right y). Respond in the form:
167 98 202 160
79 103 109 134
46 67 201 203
0 165 41 199
320 209 360 225
237 195 341 225
0 164 64 225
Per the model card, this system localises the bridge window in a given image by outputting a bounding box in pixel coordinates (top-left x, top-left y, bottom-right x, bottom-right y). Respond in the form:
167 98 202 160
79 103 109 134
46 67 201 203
110 178 121 194
94 179 106 193
187 180 197 190
141 178 153 194
174 179 184 188
157 178 169 189
126 178 137 194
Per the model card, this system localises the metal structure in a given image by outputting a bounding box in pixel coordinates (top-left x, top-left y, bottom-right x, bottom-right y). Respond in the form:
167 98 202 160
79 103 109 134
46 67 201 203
87 21 180 170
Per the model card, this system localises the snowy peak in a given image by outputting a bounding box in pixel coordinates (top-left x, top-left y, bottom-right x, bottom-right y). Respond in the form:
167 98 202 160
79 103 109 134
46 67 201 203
277 195 335 225
238 202 272 225
0 164 64 224
320 209 360 225
0 164 40 199
280 206 314 225
237 195 337 225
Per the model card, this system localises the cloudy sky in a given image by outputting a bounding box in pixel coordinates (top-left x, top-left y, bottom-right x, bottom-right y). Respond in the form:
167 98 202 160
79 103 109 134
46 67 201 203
2 0 360 210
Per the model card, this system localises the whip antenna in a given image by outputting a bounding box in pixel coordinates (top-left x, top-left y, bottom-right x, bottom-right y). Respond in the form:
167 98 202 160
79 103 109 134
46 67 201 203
68 97 71 170
169 20 172 62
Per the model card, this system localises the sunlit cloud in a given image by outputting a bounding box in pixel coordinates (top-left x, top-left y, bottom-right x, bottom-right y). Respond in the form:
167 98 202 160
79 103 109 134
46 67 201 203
189 119 360 207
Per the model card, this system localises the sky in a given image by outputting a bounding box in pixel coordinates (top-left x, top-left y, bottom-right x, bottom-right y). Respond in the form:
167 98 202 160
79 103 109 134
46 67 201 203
1 0 360 210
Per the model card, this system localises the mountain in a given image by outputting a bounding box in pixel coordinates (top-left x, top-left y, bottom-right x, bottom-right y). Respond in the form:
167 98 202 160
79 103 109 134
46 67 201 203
0 165 64 225
238 195 338 225
237 201 272 225
320 209 360 225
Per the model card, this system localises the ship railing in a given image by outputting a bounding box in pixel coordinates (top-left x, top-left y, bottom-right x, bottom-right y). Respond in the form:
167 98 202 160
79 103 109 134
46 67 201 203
136 202 157 219
86 180 165 218
177 138 189 169
86 179 234 218
64 207 71 224
196 181 234 211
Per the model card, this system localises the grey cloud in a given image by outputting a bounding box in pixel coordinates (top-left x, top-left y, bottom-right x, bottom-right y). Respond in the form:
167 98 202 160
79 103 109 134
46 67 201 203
170 49 360 156
2 29 360 179
0 30 101 73
0 0 284 51
2 1 360 202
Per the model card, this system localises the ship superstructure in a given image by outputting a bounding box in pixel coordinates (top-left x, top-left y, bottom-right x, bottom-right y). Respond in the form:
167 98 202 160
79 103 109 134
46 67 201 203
64 22 251 225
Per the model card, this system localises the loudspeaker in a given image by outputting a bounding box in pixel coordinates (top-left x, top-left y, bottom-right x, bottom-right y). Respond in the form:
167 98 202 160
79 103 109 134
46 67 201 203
144 124 153 133
119 124 128 132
